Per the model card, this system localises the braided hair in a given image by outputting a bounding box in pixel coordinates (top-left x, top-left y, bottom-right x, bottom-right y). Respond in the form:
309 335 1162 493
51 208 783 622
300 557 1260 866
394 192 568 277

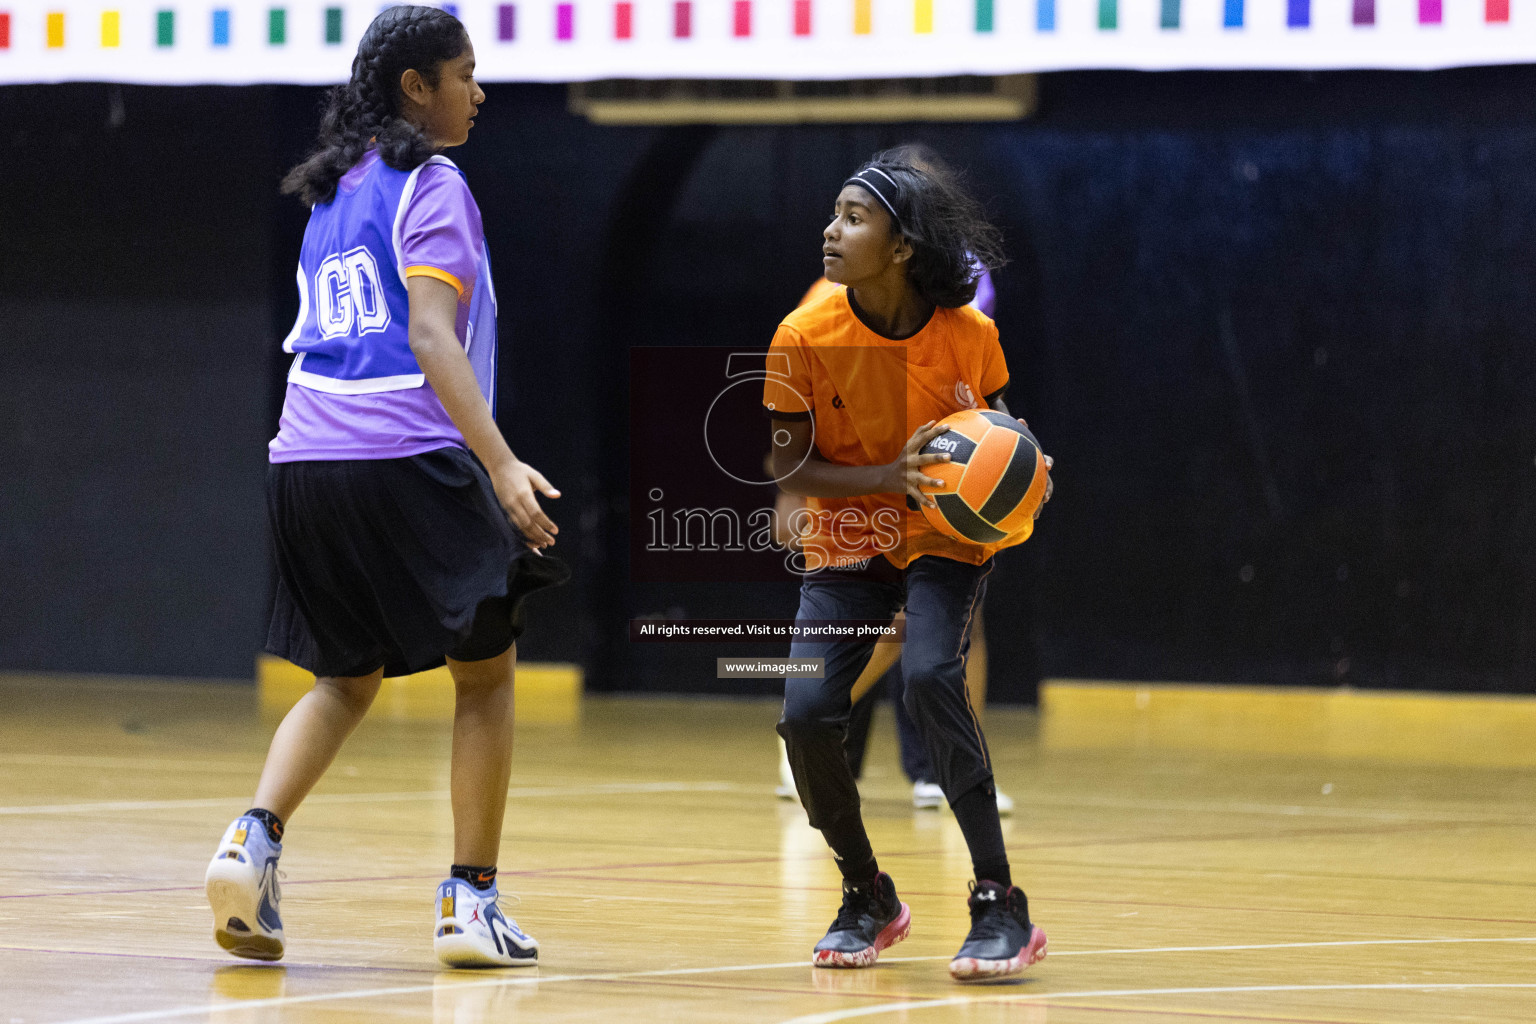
281 5 468 206
849 148 1006 309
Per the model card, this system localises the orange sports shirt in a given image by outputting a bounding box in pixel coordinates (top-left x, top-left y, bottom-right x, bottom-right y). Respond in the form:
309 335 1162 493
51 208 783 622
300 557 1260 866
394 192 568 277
763 286 1023 571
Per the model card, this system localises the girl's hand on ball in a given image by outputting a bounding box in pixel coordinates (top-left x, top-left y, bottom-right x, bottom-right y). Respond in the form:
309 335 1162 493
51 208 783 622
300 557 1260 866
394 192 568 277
1037 453 1055 518
1019 418 1055 519
491 459 561 548
889 421 951 508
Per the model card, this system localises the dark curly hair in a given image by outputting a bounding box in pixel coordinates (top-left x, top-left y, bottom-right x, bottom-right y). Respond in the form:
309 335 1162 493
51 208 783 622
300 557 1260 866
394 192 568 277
281 5 467 206
847 147 1006 309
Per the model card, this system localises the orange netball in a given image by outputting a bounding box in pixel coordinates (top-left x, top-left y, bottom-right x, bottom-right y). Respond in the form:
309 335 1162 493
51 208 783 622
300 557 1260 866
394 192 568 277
918 409 1049 544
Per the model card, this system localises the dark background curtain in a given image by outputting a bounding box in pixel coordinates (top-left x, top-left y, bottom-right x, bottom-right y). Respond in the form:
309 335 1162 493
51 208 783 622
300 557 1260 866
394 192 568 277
3 68 1532 697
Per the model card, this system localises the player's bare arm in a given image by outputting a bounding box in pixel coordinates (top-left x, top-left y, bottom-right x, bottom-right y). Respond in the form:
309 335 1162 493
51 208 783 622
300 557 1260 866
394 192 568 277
770 414 953 508
408 275 559 547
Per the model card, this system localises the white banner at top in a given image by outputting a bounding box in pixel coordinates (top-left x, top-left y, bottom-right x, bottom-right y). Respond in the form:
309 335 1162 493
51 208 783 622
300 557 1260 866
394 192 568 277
0 0 1530 85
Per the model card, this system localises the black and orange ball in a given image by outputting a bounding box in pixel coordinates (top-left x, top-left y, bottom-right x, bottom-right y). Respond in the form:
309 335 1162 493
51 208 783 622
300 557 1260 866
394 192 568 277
918 409 1048 545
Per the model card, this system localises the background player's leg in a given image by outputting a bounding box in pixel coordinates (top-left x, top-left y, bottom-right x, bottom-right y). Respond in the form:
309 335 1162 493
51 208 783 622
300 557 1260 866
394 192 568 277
888 662 946 810
445 646 516 866
841 672 883 779
815 617 901 784
965 614 988 712
840 613 944 809
847 628 901 706
894 690 938 787
251 669 385 822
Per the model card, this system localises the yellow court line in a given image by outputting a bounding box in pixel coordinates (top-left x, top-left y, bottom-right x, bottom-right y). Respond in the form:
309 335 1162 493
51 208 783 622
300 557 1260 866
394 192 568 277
1041 680 1536 767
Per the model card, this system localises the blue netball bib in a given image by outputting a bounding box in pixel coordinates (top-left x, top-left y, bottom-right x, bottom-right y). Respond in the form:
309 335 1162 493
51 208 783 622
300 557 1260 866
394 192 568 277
281 154 496 408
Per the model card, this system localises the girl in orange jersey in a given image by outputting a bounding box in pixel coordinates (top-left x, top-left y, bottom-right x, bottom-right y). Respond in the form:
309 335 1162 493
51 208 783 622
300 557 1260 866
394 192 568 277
777 255 1012 816
763 152 1051 981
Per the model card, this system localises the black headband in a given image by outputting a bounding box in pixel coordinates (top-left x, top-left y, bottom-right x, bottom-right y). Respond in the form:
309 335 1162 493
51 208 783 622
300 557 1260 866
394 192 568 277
842 167 904 229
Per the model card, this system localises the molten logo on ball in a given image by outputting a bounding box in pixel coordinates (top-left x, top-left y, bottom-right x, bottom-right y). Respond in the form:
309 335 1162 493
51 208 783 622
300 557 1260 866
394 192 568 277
917 409 1049 545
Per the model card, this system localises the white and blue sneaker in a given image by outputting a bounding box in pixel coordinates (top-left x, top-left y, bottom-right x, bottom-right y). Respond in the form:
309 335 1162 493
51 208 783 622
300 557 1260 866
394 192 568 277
205 815 285 961
434 878 539 968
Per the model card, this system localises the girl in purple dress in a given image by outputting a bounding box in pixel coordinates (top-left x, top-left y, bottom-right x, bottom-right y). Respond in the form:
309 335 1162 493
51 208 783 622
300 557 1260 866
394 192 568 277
203 6 563 970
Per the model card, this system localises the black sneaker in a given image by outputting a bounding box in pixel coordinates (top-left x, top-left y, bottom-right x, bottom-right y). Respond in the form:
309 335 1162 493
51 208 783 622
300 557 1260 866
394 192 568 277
949 880 1048 981
812 871 911 968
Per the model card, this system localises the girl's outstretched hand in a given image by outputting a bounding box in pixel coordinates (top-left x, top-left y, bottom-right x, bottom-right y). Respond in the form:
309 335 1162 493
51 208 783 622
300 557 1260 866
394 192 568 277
888 420 953 509
490 459 561 548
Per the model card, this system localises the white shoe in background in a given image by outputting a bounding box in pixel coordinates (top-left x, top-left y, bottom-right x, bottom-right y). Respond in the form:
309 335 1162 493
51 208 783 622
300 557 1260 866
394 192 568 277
911 780 945 810
776 737 798 801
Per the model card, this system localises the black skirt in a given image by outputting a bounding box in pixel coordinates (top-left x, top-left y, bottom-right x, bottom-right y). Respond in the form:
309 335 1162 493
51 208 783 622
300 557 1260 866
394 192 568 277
265 447 570 679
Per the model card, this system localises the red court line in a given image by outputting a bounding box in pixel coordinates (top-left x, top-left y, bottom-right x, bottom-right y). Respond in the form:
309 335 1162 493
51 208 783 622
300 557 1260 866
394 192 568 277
1040 893 1536 927
504 872 1536 926
0 944 445 975
989 1002 1369 1024
1014 819 1495 852
6 813 1494 902
0 873 434 901
1050 1007 1388 1019
0 945 235 966
510 852 805 873
515 846 946 874
6 824 1531 930
1018 855 1536 892
0 851 822 900
0 846 867 900
0 945 1502 1022
506 817 1473 876
584 977 951 1002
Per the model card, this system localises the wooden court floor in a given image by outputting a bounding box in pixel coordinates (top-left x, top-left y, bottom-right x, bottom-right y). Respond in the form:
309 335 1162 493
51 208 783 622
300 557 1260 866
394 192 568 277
2 675 1535 1023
